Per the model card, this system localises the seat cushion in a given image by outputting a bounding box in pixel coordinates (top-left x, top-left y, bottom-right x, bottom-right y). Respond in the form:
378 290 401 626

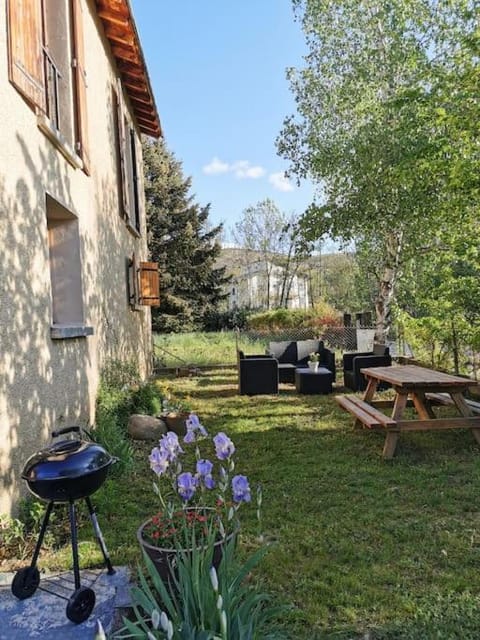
296 340 323 365
278 363 296 383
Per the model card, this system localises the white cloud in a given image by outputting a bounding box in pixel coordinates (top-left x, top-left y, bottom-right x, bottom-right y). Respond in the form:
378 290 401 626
231 161 266 179
202 157 230 175
202 157 265 179
268 172 294 192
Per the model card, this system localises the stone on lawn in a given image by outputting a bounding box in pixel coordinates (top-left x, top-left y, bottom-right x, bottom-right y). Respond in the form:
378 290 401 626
128 414 167 440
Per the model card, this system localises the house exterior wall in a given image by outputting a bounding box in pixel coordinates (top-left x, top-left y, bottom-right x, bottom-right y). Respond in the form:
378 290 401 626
0 1 153 514
229 261 310 310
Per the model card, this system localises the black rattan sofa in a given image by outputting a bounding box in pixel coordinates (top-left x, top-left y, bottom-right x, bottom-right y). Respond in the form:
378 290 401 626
267 340 336 384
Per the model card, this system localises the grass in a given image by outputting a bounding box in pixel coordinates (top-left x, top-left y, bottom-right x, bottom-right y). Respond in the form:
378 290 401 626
153 331 278 367
12 368 480 639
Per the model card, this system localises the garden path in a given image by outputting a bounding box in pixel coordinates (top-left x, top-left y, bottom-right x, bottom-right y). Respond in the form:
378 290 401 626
0 567 130 639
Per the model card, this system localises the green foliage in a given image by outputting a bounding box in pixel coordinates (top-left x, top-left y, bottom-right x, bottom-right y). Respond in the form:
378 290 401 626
94 359 164 474
201 307 250 332
248 302 341 331
143 137 230 333
278 0 479 339
6 369 480 636
1 498 57 562
115 535 284 639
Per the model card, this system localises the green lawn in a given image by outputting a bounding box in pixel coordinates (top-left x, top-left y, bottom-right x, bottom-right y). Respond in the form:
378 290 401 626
40 368 480 638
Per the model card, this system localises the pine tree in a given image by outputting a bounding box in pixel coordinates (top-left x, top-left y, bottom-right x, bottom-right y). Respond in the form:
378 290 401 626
143 137 229 332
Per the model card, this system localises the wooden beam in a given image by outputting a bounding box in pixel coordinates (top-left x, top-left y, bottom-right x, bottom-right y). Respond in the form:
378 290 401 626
111 46 140 64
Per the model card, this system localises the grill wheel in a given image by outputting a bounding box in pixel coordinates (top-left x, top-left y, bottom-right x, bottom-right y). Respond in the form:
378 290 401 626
66 586 96 623
11 567 40 600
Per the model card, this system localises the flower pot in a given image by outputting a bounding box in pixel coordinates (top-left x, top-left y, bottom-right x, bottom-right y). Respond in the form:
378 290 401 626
308 361 319 372
164 412 190 436
137 511 236 586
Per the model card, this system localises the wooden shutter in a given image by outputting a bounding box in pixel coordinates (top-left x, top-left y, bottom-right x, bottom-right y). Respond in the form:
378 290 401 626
7 0 45 111
138 262 160 306
116 81 129 219
72 0 90 174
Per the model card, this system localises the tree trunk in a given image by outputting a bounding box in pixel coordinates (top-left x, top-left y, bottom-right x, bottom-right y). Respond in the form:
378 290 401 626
451 317 460 375
374 230 403 342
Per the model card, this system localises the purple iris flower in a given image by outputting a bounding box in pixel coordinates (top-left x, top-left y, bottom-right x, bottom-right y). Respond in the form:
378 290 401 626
184 429 195 444
160 432 183 462
177 472 197 501
196 459 213 476
231 475 251 503
149 447 169 476
196 459 215 490
184 413 208 443
213 432 235 460
203 475 215 490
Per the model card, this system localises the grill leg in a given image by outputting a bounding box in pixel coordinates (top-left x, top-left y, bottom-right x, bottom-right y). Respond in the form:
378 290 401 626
68 500 81 591
85 497 115 575
30 501 54 569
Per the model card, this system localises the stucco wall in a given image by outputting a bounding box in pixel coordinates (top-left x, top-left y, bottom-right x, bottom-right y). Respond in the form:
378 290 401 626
0 1 153 514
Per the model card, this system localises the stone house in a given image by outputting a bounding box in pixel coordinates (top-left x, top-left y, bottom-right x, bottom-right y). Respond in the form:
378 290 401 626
0 0 161 514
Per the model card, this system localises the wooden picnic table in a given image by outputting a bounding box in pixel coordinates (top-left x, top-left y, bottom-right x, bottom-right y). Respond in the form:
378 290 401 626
336 364 480 459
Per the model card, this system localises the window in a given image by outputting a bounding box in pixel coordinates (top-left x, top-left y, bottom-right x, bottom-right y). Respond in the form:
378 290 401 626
7 0 90 171
115 85 142 233
128 254 160 309
46 195 92 338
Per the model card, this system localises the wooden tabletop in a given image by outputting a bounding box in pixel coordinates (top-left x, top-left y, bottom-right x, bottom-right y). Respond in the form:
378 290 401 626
360 364 479 390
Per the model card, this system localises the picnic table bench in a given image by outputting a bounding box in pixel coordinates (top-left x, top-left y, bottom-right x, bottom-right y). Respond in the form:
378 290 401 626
336 395 397 429
336 364 480 459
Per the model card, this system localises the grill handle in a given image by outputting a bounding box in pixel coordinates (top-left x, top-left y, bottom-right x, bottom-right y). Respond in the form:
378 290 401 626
51 426 81 438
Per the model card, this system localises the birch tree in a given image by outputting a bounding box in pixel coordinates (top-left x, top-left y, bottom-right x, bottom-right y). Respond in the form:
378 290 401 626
278 0 478 340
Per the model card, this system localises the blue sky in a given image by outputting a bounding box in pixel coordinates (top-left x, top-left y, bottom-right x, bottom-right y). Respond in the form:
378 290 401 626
130 0 315 238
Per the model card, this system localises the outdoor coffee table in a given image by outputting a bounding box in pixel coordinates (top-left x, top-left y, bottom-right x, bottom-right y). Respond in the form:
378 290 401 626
295 367 333 395
336 364 480 458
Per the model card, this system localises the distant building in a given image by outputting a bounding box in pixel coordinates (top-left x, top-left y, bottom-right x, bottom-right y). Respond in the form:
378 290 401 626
229 261 309 310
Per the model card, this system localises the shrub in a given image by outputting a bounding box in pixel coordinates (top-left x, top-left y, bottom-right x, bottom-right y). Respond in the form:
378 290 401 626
94 360 164 475
202 308 250 331
247 302 342 332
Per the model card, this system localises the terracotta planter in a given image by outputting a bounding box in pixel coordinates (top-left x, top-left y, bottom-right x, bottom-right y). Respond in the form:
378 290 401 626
137 512 236 586
164 412 190 436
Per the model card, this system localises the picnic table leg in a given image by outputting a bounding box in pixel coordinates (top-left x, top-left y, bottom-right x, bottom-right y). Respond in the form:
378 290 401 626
450 392 480 446
382 431 399 459
382 392 408 459
411 391 436 420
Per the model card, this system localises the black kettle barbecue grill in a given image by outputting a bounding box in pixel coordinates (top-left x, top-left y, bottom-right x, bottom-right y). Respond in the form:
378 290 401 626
11 426 117 624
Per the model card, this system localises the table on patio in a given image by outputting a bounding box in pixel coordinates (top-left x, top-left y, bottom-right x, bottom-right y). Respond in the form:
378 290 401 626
336 364 480 459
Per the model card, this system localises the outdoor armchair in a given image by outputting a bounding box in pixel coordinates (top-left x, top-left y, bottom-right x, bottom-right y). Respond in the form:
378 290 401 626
237 351 279 395
343 344 392 392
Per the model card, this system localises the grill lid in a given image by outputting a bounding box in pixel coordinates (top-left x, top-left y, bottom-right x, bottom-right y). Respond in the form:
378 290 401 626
22 428 114 483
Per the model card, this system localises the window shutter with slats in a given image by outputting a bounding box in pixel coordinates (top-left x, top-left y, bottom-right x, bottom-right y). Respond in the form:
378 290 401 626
7 0 45 111
116 82 130 219
138 262 160 306
72 0 90 174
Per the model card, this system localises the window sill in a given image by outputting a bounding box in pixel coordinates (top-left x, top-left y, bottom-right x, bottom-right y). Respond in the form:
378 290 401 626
37 114 83 170
125 220 141 238
50 324 94 340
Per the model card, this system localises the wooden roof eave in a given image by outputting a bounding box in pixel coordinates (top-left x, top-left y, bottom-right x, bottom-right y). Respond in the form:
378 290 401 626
94 0 162 138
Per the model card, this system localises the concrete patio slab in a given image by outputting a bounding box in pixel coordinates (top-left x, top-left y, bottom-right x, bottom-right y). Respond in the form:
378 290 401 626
0 567 131 639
